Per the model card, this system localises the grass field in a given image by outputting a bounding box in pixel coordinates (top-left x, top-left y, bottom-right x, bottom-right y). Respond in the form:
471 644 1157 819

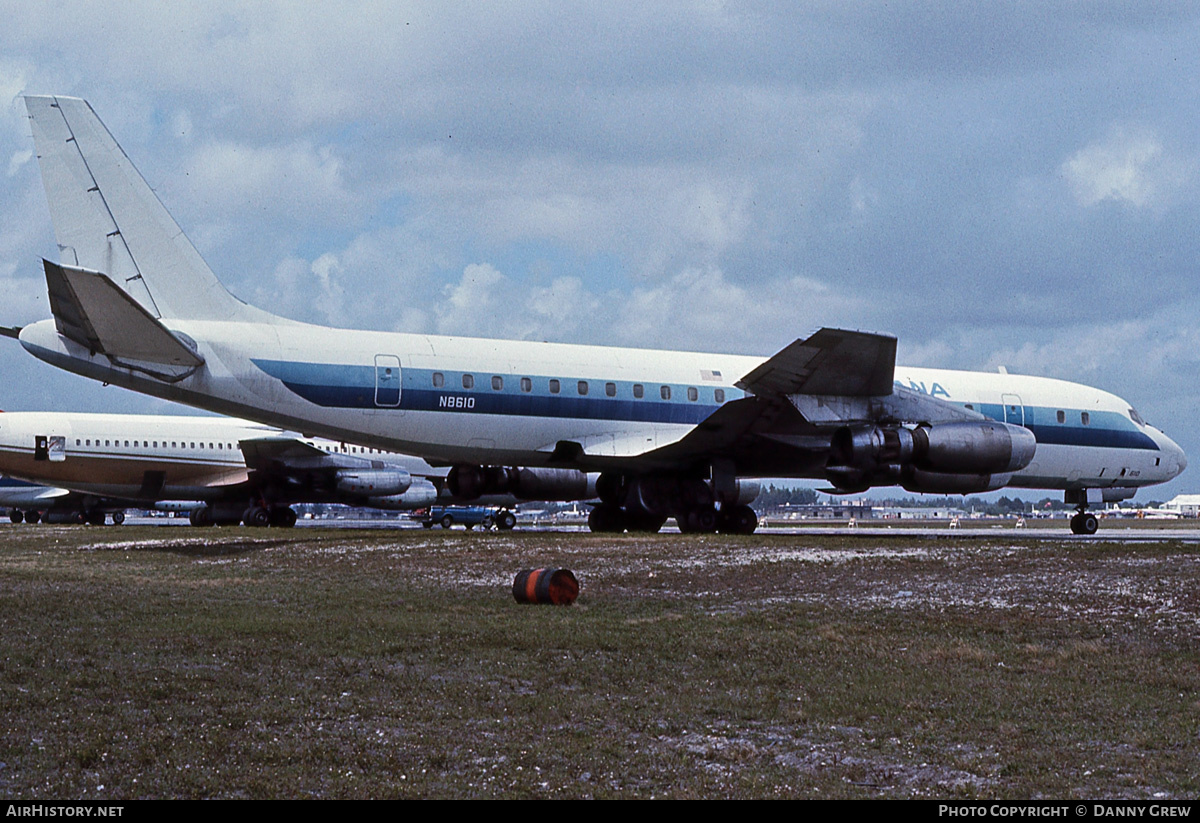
1 524 1198 799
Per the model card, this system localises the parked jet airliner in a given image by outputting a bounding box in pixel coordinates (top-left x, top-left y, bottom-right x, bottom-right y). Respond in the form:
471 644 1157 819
0 409 593 526
14 96 1186 535
0 410 446 526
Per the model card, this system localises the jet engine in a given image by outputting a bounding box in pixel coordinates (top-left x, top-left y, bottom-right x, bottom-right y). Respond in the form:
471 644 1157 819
447 465 596 501
363 478 439 509
334 469 412 497
825 420 1036 494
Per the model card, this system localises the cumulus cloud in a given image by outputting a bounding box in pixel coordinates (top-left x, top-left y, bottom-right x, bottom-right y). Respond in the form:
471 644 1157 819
3 4 1200 497
1062 126 1193 209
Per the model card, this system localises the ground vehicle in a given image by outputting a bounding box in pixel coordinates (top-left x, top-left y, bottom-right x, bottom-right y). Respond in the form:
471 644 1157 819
415 505 517 530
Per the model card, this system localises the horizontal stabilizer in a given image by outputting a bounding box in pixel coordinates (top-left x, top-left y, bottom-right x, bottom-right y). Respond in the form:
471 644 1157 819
737 328 896 398
43 259 204 368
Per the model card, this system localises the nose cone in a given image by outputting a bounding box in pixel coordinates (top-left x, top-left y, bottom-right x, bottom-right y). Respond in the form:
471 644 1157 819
1159 430 1187 480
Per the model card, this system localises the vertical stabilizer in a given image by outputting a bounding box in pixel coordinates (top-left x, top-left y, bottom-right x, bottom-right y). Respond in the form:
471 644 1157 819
24 95 263 323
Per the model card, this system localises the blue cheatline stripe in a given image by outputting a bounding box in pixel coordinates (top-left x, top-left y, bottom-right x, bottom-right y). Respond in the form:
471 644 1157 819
251 359 730 424
972 403 1158 451
249 358 1159 451
0 477 40 489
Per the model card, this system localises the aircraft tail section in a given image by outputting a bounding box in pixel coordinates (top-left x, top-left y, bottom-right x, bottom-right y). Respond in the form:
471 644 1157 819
25 95 263 324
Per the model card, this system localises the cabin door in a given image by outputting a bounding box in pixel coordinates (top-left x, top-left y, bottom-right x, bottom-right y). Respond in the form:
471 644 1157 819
1002 394 1024 427
374 355 402 408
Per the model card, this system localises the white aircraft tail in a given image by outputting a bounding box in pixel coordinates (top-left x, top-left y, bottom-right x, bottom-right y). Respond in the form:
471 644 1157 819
24 95 265 324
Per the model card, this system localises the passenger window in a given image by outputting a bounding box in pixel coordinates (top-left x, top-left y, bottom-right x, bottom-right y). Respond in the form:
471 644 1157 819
549 379 560 394
462 374 474 389
1057 410 1065 424
687 387 698 402
606 382 616 397
1081 412 1090 425
492 376 503 391
661 386 672 400
578 381 589 396
432 372 444 388
715 389 725 403
633 384 644 399
520 377 532 392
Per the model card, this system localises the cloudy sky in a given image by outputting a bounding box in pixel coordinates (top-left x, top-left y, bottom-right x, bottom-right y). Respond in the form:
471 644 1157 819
1 2 1198 499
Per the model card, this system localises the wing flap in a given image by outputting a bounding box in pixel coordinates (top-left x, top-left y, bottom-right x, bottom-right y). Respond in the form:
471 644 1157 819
537 427 692 461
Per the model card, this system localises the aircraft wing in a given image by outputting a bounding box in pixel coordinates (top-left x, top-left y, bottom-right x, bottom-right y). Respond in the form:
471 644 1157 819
610 328 979 471
239 437 333 470
735 328 897 399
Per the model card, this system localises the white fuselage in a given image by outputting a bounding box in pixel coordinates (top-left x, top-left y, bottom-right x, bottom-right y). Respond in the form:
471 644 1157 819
0 410 443 503
18 318 1188 494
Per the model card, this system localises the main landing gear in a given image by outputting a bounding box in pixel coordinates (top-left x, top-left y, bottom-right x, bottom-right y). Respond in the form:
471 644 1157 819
187 504 298 527
587 472 760 535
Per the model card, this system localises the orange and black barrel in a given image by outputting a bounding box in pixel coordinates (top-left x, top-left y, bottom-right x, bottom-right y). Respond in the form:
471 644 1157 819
512 568 579 606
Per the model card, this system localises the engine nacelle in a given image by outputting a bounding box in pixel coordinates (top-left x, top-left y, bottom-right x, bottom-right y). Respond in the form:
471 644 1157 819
827 420 1036 492
366 478 439 509
448 465 595 502
913 421 1037 474
335 469 412 497
509 468 596 501
902 470 1015 495
725 479 761 506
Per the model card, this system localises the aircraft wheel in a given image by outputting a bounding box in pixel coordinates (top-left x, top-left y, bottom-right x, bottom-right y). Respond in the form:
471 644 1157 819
270 506 298 528
111 511 126 525
422 521 434 529
1071 512 1098 535
441 515 454 529
25 510 41 524
86 511 106 526
497 511 517 530
588 504 625 533
9 509 23 524
720 505 758 535
678 507 717 534
190 506 215 527
244 506 271 528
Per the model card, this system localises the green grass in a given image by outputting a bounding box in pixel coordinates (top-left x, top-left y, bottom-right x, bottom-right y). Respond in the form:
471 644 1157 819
0 525 1197 798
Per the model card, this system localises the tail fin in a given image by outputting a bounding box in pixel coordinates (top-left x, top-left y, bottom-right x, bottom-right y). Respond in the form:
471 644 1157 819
24 95 264 323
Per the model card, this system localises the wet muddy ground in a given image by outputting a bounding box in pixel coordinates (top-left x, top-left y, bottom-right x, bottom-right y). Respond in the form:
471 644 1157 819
1 525 1197 798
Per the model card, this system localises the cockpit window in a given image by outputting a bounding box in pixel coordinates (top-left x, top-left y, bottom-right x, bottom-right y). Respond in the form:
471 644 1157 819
1129 408 1146 426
